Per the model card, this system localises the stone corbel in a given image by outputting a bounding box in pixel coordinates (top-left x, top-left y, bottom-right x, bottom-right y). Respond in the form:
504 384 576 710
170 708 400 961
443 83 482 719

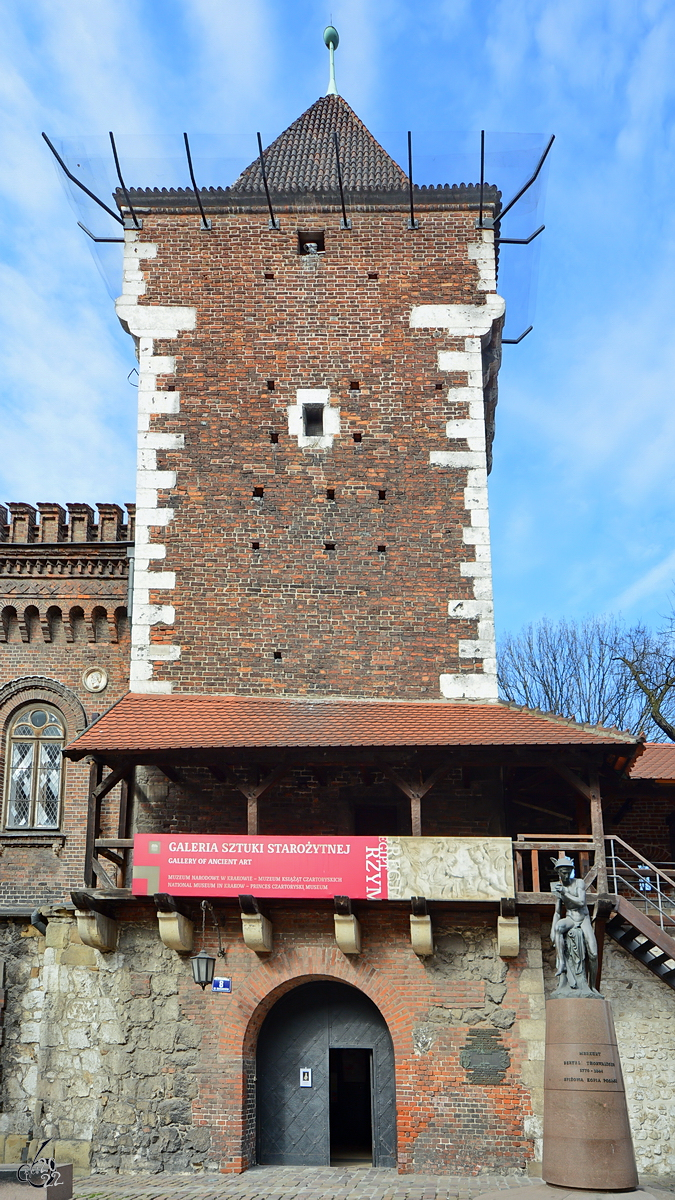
71 891 118 953
334 896 361 954
498 897 519 957
410 896 434 957
239 894 272 953
154 893 194 954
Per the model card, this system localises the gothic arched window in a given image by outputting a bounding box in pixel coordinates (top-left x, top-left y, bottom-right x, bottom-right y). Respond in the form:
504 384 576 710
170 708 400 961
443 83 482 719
5 706 64 829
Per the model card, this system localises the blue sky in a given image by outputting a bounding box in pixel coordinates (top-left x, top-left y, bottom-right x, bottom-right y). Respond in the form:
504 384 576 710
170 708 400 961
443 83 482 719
1 0 674 639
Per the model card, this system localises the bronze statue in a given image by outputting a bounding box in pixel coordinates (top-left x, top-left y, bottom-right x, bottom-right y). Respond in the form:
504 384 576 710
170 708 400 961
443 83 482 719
550 853 602 998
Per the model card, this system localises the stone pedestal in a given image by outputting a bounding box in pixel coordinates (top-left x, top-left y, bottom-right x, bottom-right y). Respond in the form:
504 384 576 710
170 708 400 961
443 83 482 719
543 997 637 1190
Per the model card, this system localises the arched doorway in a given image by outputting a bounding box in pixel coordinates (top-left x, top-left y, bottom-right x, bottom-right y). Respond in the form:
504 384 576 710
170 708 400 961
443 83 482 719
256 980 396 1167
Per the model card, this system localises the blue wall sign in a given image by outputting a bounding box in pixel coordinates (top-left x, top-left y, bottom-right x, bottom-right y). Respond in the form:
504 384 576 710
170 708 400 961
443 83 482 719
212 977 232 993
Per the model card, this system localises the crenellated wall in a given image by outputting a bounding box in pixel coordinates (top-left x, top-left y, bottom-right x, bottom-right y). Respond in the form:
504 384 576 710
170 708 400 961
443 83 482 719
0 502 133 907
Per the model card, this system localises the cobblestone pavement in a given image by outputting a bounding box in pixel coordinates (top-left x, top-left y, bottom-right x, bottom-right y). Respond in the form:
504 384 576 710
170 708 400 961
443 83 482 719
72 1167 675 1200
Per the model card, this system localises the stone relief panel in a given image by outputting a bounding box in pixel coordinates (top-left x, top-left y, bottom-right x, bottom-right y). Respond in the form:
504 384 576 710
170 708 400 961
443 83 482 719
386 836 515 901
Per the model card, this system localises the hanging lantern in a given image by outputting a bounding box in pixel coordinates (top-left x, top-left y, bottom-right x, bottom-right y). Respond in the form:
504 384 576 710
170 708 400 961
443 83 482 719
190 900 226 989
190 948 215 990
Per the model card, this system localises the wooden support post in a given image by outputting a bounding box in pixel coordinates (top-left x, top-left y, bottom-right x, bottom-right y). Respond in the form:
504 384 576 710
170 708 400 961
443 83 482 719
515 850 524 892
219 764 289 835
589 772 608 894
576 794 590 878
84 761 103 888
531 850 540 892
382 762 452 837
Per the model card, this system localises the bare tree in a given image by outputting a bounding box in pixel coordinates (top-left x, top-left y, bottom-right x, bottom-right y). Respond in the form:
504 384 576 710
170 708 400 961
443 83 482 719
615 626 675 742
498 615 675 740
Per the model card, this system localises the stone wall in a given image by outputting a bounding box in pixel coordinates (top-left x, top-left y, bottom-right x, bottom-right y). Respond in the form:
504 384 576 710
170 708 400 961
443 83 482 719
0 916 213 1176
1 906 545 1177
601 937 675 1178
4 910 672 1179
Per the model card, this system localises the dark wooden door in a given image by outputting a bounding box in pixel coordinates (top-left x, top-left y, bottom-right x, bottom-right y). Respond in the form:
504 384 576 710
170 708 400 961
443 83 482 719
256 981 397 1167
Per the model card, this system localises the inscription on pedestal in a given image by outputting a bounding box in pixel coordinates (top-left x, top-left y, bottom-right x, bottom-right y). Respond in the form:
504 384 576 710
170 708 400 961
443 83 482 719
544 1042 624 1091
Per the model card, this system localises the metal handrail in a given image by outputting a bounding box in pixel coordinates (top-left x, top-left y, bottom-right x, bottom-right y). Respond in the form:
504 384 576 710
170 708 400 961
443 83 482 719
606 837 675 932
605 835 675 892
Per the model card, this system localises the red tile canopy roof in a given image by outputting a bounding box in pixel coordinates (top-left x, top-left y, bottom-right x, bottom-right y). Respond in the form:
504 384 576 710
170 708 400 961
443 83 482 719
628 742 675 780
64 694 639 759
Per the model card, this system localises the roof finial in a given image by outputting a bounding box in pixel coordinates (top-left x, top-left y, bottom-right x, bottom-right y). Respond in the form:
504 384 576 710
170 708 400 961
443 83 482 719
323 26 339 96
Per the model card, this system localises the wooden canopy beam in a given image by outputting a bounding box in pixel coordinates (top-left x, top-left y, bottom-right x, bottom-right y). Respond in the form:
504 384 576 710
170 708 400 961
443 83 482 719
382 761 453 837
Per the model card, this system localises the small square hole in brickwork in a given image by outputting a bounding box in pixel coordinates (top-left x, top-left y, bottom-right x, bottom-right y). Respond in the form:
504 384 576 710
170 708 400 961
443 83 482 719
324 542 336 551
167 385 176 392
298 230 325 255
251 541 260 550
353 432 362 443
264 272 275 280
253 486 264 498
377 545 386 553
349 380 360 390
269 431 279 443
378 490 386 501
267 380 275 390
273 650 282 660
326 488 335 500
435 382 443 390
303 405 324 436
368 272 378 280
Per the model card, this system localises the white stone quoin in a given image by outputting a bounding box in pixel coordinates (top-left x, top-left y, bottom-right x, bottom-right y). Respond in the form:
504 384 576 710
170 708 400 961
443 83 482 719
116 230 196 694
410 231 503 703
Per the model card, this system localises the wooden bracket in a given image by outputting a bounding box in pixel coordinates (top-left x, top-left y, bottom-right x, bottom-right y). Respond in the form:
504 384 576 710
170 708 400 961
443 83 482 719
221 764 290 834
71 890 115 919
549 762 592 801
382 762 452 836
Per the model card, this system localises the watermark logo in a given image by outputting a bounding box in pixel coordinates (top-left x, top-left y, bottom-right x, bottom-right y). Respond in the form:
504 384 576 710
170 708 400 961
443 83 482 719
17 1139 61 1189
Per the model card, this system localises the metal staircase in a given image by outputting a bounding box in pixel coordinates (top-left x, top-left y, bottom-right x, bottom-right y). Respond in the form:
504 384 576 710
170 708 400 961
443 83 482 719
604 836 675 989
606 896 675 990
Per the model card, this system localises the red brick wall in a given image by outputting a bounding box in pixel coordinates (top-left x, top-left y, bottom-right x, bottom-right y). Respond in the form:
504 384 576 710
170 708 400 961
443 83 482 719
136 206 494 696
169 905 536 1174
0 512 132 906
135 760 506 839
606 789 675 865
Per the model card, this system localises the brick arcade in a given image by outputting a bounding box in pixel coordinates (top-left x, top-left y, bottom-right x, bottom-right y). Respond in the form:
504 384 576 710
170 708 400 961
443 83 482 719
1 82 675 1182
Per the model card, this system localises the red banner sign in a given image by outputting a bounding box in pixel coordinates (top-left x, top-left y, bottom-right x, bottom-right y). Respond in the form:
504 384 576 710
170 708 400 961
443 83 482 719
132 834 389 899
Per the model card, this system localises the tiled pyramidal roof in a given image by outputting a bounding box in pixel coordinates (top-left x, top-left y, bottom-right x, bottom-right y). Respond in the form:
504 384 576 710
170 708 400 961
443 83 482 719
230 95 408 195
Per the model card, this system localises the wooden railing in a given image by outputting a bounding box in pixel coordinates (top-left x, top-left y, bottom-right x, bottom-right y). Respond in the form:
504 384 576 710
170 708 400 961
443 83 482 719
91 838 133 890
513 833 598 898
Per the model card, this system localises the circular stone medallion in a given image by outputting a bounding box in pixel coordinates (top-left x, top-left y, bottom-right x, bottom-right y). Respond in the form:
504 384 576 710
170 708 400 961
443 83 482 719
82 667 108 693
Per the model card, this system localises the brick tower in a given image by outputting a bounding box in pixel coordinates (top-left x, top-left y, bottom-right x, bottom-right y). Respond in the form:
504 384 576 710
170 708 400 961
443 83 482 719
117 93 504 702
2 56 663 1185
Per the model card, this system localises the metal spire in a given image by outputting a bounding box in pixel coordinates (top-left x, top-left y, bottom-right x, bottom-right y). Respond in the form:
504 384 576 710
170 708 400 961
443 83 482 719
324 26 339 96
